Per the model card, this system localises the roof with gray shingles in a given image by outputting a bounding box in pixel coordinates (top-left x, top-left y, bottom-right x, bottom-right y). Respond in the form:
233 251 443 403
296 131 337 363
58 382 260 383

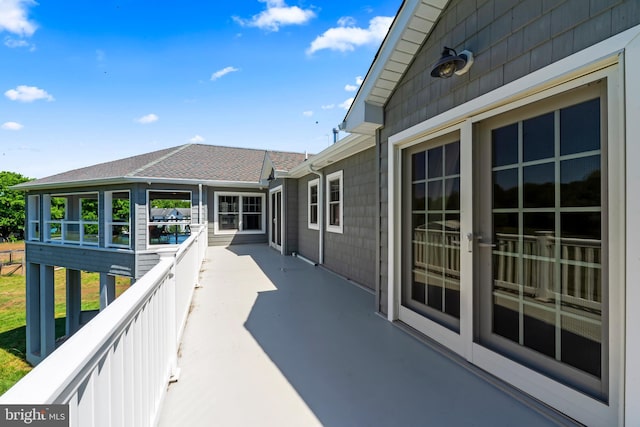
17 144 308 189
267 151 309 172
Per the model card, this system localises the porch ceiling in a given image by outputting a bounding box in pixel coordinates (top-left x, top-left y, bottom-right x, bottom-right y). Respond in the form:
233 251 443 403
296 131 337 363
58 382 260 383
158 245 572 426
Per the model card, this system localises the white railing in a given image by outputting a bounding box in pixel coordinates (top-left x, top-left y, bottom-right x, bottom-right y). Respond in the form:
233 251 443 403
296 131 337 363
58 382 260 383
0 224 208 427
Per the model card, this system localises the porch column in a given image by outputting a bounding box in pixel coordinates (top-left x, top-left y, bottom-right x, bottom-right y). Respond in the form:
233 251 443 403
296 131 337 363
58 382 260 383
66 269 82 335
25 262 41 365
40 264 56 361
100 273 116 310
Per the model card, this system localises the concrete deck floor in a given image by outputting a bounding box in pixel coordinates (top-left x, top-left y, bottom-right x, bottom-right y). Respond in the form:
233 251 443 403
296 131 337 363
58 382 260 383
158 245 576 427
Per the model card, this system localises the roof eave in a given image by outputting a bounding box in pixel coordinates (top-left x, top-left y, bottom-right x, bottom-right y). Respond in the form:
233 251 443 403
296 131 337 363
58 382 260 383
342 0 448 134
12 176 265 192
288 133 375 178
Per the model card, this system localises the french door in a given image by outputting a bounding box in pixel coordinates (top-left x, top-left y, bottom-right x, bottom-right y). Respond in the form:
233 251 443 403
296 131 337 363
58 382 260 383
270 187 282 251
399 132 464 351
399 82 607 400
474 84 607 400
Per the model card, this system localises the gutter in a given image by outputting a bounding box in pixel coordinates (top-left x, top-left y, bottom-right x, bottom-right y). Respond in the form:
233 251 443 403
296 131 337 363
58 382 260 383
308 164 324 265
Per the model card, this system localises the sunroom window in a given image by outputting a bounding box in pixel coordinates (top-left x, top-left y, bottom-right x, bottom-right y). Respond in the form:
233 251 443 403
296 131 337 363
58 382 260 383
106 191 131 248
27 195 40 241
44 193 99 246
148 191 192 245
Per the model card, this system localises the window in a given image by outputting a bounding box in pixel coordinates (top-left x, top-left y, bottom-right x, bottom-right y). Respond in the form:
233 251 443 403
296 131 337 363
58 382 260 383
43 193 98 246
326 171 343 233
214 192 265 234
27 195 40 241
308 178 319 230
148 191 192 245
106 191 131 248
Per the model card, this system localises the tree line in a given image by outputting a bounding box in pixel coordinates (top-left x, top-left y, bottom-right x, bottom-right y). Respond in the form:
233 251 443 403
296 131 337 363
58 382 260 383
0 171 31 242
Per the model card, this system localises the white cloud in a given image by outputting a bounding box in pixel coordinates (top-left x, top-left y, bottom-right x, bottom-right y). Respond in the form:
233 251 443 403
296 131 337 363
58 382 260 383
233 0 315 32
4 85 54 102
321 104 335 110
211 66 239 81
135 113 159 124
302 110 313 117
307 16 393 55
4 35 34 50
0 0 38 37
1 121 23 130
345 75 364 92
190 135 205 143
339 97 354 110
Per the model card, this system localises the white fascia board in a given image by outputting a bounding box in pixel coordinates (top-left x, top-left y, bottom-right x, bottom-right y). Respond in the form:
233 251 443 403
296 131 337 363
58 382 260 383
343 0 447 133
288 133 375 178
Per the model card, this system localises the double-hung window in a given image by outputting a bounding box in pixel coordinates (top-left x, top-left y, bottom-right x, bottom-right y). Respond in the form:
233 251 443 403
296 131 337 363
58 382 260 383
308 178 319 230
326 170 343 233
214 192 265 234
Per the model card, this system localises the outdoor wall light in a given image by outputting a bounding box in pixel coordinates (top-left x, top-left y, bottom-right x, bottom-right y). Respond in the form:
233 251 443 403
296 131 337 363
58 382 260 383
430 47 474 78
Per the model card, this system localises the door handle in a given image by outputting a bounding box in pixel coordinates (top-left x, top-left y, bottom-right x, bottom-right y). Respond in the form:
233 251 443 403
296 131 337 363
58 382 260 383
477 242 497 248
467 233 497 250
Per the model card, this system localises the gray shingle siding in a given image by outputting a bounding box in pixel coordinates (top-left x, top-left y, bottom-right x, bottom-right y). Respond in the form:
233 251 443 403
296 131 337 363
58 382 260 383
296 174 320 263
377 0 640 313
323 147 376 290
26 243 134 277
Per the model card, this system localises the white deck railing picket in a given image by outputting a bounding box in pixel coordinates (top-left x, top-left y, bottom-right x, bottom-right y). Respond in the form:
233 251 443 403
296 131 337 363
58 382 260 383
0 225 207 427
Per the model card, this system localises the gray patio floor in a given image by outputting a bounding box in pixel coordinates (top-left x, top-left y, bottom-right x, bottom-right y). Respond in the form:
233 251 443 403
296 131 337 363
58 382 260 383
158 244 576 427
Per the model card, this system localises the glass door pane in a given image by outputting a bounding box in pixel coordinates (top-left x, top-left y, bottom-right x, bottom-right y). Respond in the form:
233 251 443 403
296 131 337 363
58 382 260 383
476 94 606 399
403 140 461 332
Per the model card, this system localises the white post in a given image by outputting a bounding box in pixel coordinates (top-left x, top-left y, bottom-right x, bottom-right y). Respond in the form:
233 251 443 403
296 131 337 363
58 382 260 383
157 248 179 382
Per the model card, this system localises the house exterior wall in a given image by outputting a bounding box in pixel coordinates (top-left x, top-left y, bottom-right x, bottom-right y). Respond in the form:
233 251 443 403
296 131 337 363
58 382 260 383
323 147 377 290
296 174 320 263
378 0 640 313
206 186 268 247
283 179 299 255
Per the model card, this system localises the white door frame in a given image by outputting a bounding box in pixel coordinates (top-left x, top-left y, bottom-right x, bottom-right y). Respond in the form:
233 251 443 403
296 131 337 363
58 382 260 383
269 186 283 254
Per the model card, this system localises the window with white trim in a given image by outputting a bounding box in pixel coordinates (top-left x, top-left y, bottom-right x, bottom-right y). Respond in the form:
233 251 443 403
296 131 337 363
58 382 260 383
326 170 343 234
106 191 131 248
214 192 265 234
308 178 319 230
27 195 40 241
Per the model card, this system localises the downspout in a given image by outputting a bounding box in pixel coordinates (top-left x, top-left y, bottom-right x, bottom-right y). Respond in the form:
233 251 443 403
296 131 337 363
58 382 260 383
308 165 324 265
198 184 203 225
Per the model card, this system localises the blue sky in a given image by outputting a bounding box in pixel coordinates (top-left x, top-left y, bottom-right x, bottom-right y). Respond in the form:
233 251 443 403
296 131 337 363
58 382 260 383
1 0 400 178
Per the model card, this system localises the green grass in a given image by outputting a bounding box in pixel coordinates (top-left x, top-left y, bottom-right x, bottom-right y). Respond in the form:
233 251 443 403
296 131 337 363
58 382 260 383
0 259 130 395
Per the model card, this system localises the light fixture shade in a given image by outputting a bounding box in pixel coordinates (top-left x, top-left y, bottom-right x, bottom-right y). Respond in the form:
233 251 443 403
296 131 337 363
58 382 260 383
430 47 473 78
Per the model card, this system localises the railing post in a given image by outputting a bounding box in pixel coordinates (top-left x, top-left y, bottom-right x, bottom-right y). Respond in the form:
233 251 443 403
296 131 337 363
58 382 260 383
157 248 180 383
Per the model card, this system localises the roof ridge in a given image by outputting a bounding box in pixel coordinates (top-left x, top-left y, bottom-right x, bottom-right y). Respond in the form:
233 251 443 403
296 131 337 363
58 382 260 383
127 144 192 177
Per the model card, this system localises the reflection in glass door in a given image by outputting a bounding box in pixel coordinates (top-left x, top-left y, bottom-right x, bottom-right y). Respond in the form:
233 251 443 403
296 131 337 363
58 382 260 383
402 139 461 332
476 91 606 399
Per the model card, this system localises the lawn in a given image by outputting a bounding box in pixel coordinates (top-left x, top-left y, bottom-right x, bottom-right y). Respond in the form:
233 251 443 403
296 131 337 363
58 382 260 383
0 242 130 395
